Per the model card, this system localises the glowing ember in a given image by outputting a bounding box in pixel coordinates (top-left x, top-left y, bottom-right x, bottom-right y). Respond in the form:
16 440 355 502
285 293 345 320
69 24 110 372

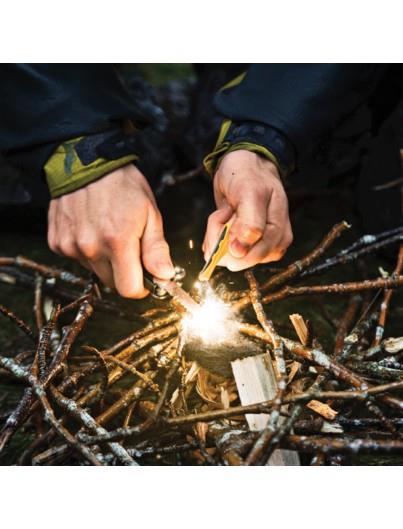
188 239 194 250
181 284 239 346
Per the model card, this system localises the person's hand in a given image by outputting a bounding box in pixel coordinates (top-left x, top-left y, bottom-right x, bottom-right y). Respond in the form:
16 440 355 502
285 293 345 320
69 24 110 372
47 164 175 298
203 149 293 271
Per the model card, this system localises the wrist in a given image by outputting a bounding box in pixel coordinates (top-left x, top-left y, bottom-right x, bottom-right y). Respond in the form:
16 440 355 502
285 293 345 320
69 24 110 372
219 149 281 180
204 120 296 180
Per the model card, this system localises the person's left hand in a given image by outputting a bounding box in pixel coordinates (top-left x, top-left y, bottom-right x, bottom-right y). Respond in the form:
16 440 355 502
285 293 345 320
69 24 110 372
202 149 293 271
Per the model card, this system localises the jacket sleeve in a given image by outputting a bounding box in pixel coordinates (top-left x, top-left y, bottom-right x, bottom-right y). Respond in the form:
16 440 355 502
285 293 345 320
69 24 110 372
0 64 161 197
204 64 388 178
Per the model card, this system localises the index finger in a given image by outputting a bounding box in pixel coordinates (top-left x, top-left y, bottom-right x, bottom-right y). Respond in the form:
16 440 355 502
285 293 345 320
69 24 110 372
109 238 147 299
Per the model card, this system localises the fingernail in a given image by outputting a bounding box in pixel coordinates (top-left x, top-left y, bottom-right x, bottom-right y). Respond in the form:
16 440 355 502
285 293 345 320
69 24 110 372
229 239 249 258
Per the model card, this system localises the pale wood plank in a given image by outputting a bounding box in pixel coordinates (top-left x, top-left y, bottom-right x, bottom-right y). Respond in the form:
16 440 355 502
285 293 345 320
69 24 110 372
231 352 300 466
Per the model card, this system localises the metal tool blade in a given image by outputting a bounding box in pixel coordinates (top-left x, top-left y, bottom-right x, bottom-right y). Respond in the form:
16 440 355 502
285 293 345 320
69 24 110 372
154 279 199 313
199 221 231 282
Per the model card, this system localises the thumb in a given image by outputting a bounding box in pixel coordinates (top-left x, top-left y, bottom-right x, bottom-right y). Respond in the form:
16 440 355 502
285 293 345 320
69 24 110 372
229 190 268 259
141 208 175 280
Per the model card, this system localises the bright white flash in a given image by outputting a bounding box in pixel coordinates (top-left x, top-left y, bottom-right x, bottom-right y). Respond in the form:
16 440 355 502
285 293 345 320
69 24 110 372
181 284 238 346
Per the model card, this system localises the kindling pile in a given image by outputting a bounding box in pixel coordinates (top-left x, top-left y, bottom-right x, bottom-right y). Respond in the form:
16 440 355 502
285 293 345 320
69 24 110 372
0 222 402 465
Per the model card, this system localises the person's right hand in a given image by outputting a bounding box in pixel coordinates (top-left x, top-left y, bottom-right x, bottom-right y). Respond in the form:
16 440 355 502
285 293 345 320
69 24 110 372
47 163 175 298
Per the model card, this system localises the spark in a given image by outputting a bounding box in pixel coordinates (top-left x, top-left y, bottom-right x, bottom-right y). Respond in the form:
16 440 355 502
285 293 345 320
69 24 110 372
188 239 194 250
181 284 239 346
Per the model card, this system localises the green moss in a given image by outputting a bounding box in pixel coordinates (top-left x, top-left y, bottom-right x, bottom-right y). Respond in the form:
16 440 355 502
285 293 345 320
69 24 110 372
136 63 194 85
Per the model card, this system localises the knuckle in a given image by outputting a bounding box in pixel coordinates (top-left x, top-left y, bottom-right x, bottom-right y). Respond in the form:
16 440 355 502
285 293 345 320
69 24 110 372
103 230 121 250
207 211 219 229
47 236 59 255
284 230 294 247
238 223 264 243
77 236 101 260
272 246 287 261
59 239 77 258
282 225 294 249
143 236 169 254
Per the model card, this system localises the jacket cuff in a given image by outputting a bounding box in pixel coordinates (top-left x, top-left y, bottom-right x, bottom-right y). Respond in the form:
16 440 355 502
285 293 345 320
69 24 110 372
204 120 296 178
44 131 139 198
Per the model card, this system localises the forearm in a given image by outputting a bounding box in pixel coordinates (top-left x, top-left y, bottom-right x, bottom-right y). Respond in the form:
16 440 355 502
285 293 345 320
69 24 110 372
0 64 159 197
205 64 388 177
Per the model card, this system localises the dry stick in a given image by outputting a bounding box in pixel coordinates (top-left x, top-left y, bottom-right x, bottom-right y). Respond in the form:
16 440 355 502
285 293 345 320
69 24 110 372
331 309 398 434
59 335 175 403
36 386 102 466
6 317 177 460
288 314 328 465
79 380 403 444
49 386 137 466
24 338 177 463
301 230 403 278
42 367 163 462
0 304 35 340
0 305 60 452
335 226 403 257
339 312 379 362
282 435 403 455
272 317 330 465
91 340 178 428
327 417 403 429
80 340 183 448
260 276 403 307
80 381 403 444
94 370 158 426
123 401 136 428
36 305 61 380
77 330 179 409
7 294 175 430
244 271 288 466
128 441 200 458
101 354 160 393
0 356 102 465
373 244 403 347
239 324 403 413
33 274 44 330
233 221 350 312
166 379 403 414
0 265 149 324
151 357 181 421
42 301 94 386
334 295 362 357
289 314 309 345
0 255 88 287
0 300 93 453
347 361 403 381
59 294 92 316
102 313 179 356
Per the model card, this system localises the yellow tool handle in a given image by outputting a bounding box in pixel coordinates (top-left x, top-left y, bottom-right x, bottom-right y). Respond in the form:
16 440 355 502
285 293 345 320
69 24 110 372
198 221 232 281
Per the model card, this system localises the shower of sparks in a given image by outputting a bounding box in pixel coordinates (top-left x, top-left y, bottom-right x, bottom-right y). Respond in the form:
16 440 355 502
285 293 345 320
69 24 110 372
181 283 239 346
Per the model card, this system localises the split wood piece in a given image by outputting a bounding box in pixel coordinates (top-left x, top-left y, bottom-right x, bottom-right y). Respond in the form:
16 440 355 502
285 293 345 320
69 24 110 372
289 313 337 420
306 400 338 420
288 313 305 382
231 352 300 466
289 314 309 345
